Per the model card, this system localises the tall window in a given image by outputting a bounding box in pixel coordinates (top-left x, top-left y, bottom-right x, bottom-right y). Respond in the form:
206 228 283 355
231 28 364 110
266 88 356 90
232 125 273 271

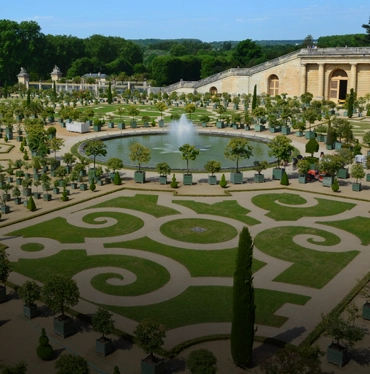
329 69 348 101
268 75 279 96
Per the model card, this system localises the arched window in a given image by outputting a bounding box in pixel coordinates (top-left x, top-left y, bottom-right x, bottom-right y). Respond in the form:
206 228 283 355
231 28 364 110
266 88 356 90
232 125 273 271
329 69 348 102
268 75 279 96
210 86 218 95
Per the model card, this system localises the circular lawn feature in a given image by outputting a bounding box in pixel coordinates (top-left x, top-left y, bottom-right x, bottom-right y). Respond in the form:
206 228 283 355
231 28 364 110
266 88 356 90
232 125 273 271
21 243 45 252
160 218 238 244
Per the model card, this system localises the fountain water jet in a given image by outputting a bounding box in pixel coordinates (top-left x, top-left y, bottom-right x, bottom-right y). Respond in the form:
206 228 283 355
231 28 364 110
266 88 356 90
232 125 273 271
169 114 198 148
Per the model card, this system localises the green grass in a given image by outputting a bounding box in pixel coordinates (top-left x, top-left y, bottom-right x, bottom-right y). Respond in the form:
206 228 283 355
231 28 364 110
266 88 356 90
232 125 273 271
12 250 170 296
251 193 356 221
319 216 370 245
254 226 359 288
160 218 238 244
21 243 45 252
172 200 260 226
89 194 179 217
103 287 310 329
105 237 266 277
7 213 144 243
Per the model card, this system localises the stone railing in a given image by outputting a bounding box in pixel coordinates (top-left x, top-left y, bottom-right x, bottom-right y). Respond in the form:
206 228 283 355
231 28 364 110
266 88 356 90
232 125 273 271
298 47 370 55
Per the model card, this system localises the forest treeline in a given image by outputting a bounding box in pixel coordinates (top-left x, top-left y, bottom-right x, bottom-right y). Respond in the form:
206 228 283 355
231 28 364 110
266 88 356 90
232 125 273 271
0 18 369 88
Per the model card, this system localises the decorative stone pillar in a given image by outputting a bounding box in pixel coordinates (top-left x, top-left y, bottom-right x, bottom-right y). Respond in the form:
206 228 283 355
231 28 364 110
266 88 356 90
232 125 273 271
318 63 325 99
17 67 29 88
300 64 307 95
350 64 357 91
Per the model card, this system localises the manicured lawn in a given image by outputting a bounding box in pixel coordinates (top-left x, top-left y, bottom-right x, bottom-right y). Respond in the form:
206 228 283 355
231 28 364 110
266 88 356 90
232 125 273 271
103 286 310 329
172 200 260 226
251 193 356 221
90 194 179 217
319 216 370 246
12 250 170 296
160 218 238 244
7 213 144 243
254 226 359 288
21 243 44 252
105 237 266 277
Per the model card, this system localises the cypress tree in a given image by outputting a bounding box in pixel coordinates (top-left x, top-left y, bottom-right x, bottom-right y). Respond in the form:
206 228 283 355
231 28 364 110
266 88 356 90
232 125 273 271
231 227 255 368
107 81 113 104
280 170 289 185
53 81 57 100
347 88 355 118
27 196 36 211
3 81 8 98
113 171 121 185
251 85 257 110
26 89 31 107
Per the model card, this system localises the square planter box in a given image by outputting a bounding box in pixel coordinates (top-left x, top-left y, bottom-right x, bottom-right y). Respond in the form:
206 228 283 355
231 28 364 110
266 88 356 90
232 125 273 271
272 168 285 180
334 142 342 150
1 205 10 214
80 184 88 191
295 131 304 137
322 176 334 187
352 182 362 191
269 126 281 133
93 125 101 132
130 121 137 128
23 304 38 319
14 197 22 205
107 122 114 128
53 188 59 194
281 126 290 135
244 125 251 131
158 176 167 185
326 143 334 150
305 130 316 139
134 171 146 183
230 172 243 184
118 123 125 129
232 124 238 130
23 188 31 197
327 344 347 367
337 168 349 179
158 120 164 128
254 174 264 183
208 175 217 185
254 124 265 132
105 177 111 184
33 192 42 199
96 337 114 357
141 356 165 374
362 302 370 320
0 286 6 303
54 315 74 338
216 121 224 129
183 174 193 185
366 173 370 182
317 134 325 142
299 175 308 184
43 194 52 201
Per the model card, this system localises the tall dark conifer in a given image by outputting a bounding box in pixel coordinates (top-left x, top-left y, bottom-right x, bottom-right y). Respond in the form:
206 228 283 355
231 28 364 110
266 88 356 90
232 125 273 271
347 88 355 118
231 226 255 368
251 85 257 110
107 81 113 104
26 89 30 107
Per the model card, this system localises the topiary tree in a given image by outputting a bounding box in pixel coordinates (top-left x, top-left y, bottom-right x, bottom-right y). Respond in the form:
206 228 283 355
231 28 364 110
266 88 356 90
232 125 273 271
187 349 217 374
331 178 340 192
179 143 199 175
219 173 227 188
92 308 115 339
280 170 289 185
27 195 36 211
133 319 166 360
268 135 294 168
55 354 89 374
305 138 319 157
204 160 221 176
113 171 122 185
113 367 120 374
170 174 178 188
231 227 255 368
36 328 54 361
90 180 96 192
224 138 253 173
43 275 80 318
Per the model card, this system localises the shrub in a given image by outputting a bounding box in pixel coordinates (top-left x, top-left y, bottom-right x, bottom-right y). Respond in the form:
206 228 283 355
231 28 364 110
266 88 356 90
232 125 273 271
61 188 69 201
37 328 54 361
27 195 36 211
170 174 178 188
90 180 96 192
187 349 217 374
113 172 121 185
47 126 57 135
55 354 89 374
4 135 8 143
113 367 120 374
280 171 289 186
219 174 227 188
331 178 340 192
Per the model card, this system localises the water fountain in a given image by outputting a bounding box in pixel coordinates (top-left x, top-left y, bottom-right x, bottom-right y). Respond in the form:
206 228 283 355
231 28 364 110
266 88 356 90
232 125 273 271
168 114 198 149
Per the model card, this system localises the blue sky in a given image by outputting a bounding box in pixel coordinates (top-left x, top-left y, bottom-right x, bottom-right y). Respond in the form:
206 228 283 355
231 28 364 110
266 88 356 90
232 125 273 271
3 0 370 41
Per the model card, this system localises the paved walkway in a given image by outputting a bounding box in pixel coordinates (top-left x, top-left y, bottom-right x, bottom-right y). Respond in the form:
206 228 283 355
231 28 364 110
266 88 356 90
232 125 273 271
2 123 370 373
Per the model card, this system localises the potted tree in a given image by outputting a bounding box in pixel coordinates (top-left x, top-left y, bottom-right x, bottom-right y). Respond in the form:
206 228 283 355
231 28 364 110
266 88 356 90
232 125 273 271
253 160 268 183
224 137 253 184
204 160 221 185
155 162 171 185
21 177 32 197
351 163 365 191
106 157 123 180
179 143 200 185
17 280 42 319
319 154 343 187
12 186 22 205
297 159 311 184
199 115 210 128
43 275 80 338
336 148 352 179
92 307 115 356
155 102 167 127
268 135 294 180
322 313 364 367
134 319 166 374
129 142 151 183
128 105 140 127
0 248 11 303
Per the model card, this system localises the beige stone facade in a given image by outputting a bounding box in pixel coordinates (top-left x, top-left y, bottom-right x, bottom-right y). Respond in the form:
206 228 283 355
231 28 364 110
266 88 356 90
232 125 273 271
164 47 370 101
